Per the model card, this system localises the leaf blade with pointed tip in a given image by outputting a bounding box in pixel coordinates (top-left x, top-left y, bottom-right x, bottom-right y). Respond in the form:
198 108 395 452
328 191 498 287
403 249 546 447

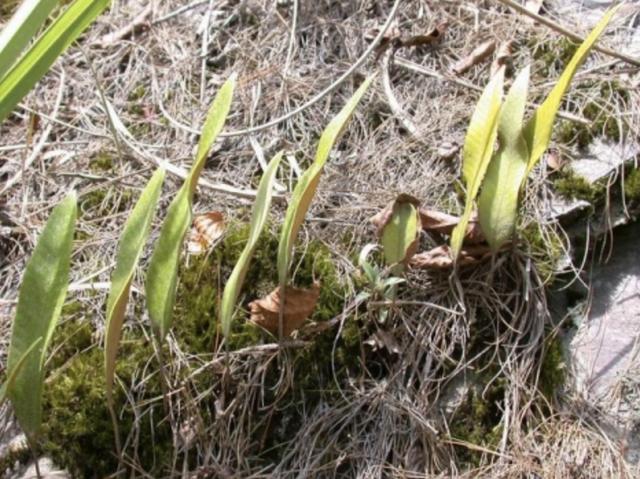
451 68 505 260
380 198 420 273
0 0 110 123
523 6 620 174
6 193 77 437
0 0 59 82
146 76 235 340
478 66 531 250
220 152 283 337
105 168 165 402
277 76 374 290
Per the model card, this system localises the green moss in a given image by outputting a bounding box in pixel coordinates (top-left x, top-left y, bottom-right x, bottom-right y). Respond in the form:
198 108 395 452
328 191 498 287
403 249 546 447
88 151 114 172
556 81 629 149
624 167 640 202
531 37 579 78
553 168 605 204
449 377 505 467
79 187 133 219
42 325 172 478
520 222 565 282
539 335 565 400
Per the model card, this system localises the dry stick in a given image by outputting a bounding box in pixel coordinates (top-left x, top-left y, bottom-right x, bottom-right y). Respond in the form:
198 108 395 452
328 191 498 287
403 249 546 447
495 0 640 67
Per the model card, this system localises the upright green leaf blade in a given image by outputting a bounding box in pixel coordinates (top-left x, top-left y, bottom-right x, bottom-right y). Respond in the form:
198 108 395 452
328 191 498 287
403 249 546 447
0 0 59 82
523 6 620 173
0 338 42 404
0 0 109 123
105 168 165 401
277 76 373 289
380 196 420 274
146 76 235 340
478 66 531 250
220 152 283 337
6 193 77 437
451 68 505 260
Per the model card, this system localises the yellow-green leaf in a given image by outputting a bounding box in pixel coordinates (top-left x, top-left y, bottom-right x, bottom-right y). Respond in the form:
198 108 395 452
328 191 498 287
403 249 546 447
478 66 531 250
6 192 77 437
451 68 504 260
0 338 42 404
105 168 165 403
0 0 110 123
380 196 420 274
219 152 283 337
523 6 620 174
277 76 373 290
0 0 58 82
146 76 235 340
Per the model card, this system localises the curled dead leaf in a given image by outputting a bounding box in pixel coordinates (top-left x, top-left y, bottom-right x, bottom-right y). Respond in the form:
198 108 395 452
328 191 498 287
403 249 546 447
546 148 564 172
249 283 320 337
187 211 225 255
491 41 514 77
409 244 494 270
451 40 496 75
419 209 485 244
402 21 448 48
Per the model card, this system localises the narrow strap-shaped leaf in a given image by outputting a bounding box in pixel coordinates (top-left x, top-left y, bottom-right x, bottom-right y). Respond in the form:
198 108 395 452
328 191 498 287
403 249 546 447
146 76 235 340
220 152 283 337
478 66 531 251
0 0 110 123
451 68 504 260
0 338 42 404
0 0 59 82
7 192 77 437
523 6 620 174
277 76 374 289
105 168 165 402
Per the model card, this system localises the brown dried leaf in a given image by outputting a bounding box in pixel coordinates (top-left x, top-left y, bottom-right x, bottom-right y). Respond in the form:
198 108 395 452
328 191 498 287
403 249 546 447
419 209 485 244
410 244 494 270
249 283 321 337
451 40 496 76
546 148 564 172
364 329 401 355
187 211 225 255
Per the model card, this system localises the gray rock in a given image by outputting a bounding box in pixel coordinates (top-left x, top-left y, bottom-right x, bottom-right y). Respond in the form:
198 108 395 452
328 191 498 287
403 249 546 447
570 139 640 184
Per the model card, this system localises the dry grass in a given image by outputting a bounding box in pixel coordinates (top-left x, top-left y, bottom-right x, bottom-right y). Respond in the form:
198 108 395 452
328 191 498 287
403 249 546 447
1 0 640 477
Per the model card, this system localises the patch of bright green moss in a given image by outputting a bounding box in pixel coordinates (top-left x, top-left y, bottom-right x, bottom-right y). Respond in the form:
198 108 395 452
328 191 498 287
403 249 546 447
553 168 605 204
88 151 114 172
556 81 629 149
42 324 172 478
624 167 640 202
531 37 579 79
79 187 133 219
520 222 565 282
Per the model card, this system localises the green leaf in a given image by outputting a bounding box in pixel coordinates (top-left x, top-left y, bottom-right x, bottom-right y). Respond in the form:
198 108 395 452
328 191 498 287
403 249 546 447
146 76 235 340
0 338 42 404
0 0 59 82
523 6 620 174
219 152 283 337
0 0 110 124
105 168 165 402
451 68 505 260
6 192 77 437
478 66 531 251
380 197 420 274
277 76 373 290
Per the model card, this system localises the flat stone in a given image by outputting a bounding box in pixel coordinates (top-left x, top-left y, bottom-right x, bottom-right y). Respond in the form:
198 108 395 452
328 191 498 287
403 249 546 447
570 221 640 397
9 458 69 479
570 140 640 184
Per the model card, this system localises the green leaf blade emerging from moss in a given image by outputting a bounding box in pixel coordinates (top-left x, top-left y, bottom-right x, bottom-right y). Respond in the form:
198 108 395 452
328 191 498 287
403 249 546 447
146 76 235 340
7 192 77 437
105 167 165 402
277 76 374 291
220 152 283 337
